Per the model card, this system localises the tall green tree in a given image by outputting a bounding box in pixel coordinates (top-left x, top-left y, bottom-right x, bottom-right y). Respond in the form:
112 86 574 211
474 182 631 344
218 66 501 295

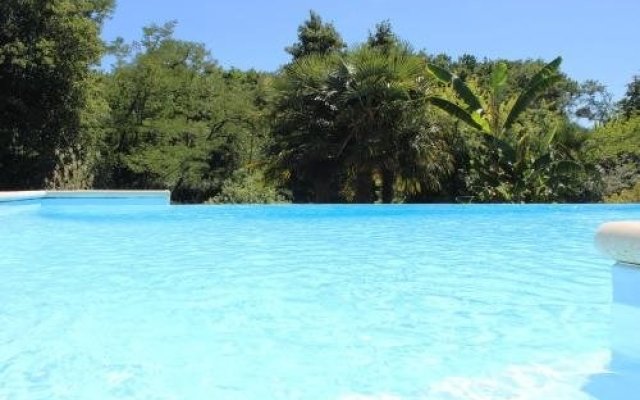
269 54 344 202
571 80 614 126
285 10 346 60
585 115 640 197
98 22 270 202
0 0 114 188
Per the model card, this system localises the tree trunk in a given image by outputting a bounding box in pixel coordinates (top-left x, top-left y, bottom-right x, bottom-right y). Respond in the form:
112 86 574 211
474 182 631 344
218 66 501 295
311 161 335 203
381 168 395 203
313 177 332 203
354 167 374 203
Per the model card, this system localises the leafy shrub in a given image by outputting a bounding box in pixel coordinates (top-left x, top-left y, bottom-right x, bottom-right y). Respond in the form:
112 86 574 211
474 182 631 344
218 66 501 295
45 146 94 190
585 115 640 161
605 181 640 203
206 169 290 204
583 115 640 200
595 155 640 197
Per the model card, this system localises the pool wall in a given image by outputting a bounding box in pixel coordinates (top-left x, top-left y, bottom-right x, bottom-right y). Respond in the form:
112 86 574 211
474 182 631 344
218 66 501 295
587 222 640 399
584 262 640 399
0 190 171 204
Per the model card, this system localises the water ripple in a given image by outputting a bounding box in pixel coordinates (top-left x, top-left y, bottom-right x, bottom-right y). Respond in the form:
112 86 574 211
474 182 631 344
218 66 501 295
1 204 639 399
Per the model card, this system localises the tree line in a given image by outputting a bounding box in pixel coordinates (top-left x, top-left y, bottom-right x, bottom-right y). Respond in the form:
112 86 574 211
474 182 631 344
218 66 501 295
1 2 639 203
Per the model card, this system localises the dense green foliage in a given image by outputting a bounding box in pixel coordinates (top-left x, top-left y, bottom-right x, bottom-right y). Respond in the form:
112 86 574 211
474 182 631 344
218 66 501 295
94 22 272 202
585 115 640 197
605 181 640 203
425 57 596 202
0 0 115 188
1 4 638 203
619 76 640 119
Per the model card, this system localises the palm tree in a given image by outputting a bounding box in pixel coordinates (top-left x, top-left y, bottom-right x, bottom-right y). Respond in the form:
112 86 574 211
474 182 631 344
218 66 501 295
271 46 453 203
331 45 434 202
269 54 344 202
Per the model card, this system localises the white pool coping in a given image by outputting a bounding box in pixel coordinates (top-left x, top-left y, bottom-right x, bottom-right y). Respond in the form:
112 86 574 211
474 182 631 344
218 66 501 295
596 221 640 266
0 190 171 203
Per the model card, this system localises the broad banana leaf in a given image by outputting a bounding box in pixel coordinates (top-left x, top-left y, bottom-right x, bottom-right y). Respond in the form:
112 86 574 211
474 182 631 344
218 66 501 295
504 56 562 129
426 62 454 83
490 62 509 102
532 153 552 170
480 132 516 162
427 63 484 113
428 97 485 132
552 159 583 174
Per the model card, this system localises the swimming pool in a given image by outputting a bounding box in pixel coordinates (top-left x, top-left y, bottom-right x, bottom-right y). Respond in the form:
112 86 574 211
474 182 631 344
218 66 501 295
1 198 639 399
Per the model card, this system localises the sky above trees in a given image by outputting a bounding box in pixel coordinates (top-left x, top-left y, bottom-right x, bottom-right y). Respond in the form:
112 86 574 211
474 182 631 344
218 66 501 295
101 0 639 100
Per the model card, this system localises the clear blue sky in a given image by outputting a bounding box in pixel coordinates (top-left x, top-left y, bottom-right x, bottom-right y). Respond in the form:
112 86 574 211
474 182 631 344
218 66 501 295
102 0 639 99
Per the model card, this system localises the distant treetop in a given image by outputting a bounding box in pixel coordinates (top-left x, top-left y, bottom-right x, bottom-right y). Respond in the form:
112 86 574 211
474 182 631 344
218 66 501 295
367 20 399 52
619 75 640 119
285 10 346 60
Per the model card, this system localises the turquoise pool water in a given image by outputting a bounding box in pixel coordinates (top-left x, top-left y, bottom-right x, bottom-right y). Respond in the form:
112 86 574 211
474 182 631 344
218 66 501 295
2 200 639 399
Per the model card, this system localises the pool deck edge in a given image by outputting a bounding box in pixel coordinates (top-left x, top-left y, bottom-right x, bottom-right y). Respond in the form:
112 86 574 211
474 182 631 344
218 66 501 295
596 221 640 266
0 190 171 203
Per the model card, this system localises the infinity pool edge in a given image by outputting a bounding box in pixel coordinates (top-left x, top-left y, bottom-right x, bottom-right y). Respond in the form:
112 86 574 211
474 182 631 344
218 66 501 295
0 190 171 204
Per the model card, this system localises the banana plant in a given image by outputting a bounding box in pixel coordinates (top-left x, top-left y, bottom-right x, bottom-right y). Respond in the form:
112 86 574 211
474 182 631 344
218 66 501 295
426 57 588 202
426 57 562 138
469 128 584 202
